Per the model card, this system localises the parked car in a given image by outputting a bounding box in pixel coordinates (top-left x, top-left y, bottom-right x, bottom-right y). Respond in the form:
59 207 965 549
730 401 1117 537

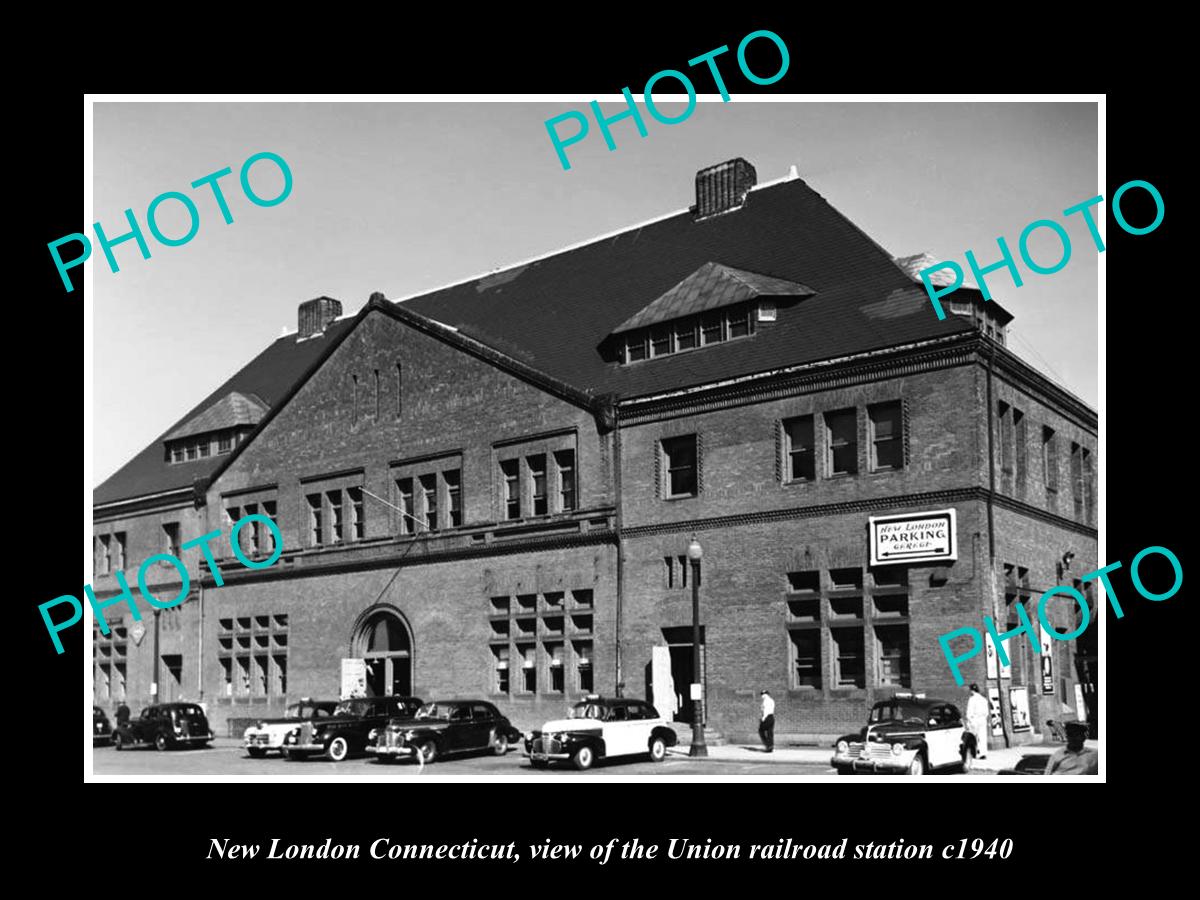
998 753 1051 775
243 699 339 757
113 703 214 751
524 695 677 771
93 706 112 745
281 695 422 761
368 699 522 764
830 692 976 775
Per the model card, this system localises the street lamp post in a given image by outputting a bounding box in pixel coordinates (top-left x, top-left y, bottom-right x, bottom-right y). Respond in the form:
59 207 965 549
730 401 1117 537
686 537 707 758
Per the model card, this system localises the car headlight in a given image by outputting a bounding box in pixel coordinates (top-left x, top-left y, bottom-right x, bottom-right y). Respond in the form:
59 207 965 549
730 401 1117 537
836 740 848 754
368 728 378 741
891 743 904 756
403 730 419 741
257 721 265 729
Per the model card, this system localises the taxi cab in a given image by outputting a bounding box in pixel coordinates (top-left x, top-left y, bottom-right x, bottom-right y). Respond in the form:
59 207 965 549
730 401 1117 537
524 695 677 771
831 692 977 776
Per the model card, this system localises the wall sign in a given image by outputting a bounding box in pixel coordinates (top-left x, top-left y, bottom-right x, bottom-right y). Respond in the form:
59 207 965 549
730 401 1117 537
869 509 957 566
340 658 367 699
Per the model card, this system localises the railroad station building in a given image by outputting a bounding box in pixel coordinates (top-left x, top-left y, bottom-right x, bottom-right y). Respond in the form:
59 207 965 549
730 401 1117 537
92 159 1098 746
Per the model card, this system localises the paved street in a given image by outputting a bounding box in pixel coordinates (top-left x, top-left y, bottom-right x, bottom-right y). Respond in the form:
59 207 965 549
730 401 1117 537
92 739 988 777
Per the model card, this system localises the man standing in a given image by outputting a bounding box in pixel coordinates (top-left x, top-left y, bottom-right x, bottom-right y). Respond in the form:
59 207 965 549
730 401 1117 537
1045 721 1098 775
965 683 989 760
758 690 775 753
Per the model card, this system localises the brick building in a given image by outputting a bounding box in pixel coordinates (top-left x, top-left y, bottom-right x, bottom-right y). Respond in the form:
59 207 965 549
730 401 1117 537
92 159 1098 747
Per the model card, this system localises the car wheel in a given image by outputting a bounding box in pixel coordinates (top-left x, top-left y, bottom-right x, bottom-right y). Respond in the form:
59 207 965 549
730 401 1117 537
960 745 976 773
572 745 594 771
327 736 350 762
907 752 926 776
113 733 124 751
417 741 438 764
491 731 508 756
155 734 170 752
648 736 667 762
248 748 266 759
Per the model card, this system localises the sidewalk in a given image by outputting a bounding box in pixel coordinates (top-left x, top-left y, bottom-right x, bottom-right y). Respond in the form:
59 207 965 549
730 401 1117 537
666 741 1092 772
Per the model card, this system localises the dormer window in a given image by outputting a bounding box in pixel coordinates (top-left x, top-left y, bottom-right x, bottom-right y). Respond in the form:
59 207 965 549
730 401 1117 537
608 262 814 366
162 391 267 464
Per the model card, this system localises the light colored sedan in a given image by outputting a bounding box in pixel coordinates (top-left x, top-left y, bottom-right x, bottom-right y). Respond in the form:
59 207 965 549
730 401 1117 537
243 699 338 757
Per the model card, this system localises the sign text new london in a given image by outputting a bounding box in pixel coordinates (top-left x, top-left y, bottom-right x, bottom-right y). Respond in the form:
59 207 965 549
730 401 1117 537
869 509 957 566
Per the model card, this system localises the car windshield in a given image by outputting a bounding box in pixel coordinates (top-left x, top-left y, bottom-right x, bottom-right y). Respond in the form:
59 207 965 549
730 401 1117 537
287 702 334 719
333 700 368 717
414 703 451 720
869 702 927 724
570 703 605 720
175 705 203 717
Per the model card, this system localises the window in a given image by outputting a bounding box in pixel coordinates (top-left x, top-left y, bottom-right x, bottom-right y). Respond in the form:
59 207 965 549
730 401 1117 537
626 334 648 362
528 455 548 516
306 494 323 546
492 645 510 694
790 630 821 688
170 446 185 463
675 319 698 350
662 435 698 498
327 490 344 543
1082 448 1094 525
197 439 210 459
1070 442 1084 520
113 533 126 571
875 624 911 687
650 327 672 357
575 641 593 692
218 613 288 700
1042 426 1058 494
419 475 437 532
825 409 858 476
832 628 865 687
444 470 462 528
519 644 537 693
783 416 815 482
999 401 1013 488
97 534 113 576
348 487 365 540
218 432 233 453
868 401 903 471
727 306 751 338
546 642 565 693
700 312 724 345
396 478 415 535
501 460 521 520
395 364 403 418
1013 408 1027 495
555 450 576 512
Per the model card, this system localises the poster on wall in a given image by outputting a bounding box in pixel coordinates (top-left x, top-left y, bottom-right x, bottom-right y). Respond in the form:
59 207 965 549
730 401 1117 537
1074 684 1088 722
988 686 1003 736
1040 626 1055 694
340 658 367 699
986 633 1011 679
1009 686 1032 732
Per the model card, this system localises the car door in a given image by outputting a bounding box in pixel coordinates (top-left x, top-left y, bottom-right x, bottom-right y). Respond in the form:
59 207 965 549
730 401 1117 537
604 703 638 757
445 704 475 751
136 707 157 744
471 704 498 749
925 705 957 769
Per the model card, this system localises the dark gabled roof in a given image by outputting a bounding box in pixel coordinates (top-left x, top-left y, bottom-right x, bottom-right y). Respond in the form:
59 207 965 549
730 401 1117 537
164 391 268 440
403 176 976 399
97 173 987 507
612 262 815 334
94 320 355 506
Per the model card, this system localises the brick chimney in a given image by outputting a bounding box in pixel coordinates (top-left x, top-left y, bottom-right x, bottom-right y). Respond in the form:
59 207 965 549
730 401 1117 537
695 158 757 219
298 296 342 338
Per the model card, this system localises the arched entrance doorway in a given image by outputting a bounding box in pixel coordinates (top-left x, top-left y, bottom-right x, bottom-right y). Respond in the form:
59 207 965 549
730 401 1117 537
352 607 413 697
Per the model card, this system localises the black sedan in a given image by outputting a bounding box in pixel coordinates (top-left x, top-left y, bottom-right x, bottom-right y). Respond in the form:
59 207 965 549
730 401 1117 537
93 706 113 745
282 696 422 761
368 700 522 764
113 703 214 751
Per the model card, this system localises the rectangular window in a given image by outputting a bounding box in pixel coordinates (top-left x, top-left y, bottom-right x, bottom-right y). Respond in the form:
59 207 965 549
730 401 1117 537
555 450 576 512
675 318 698 351
242 503 260 555
1042 426 1058 493
528 455 548 516
419 474 438 532
327 489 343 543
171 446 185 463
650 327 672 357
444 470 462 528
876 624 911 687
306 494 323 546
97 535 112 575
501 460 521 520
546 642 565 693
783 416 815 482
273 654 287 695
1070 442 1083 520
574 641 593 692
832 628 865 687
492 645 510 694
665 556 675 588
396 364 402 418
114 533 126 571
662 435 698 498
1082 447 1094 525
218 432 233 453
396 478 414 535
727 305 751 338
825 409 858 476
869 401 903 471
789 630 821 688
999 401 1013 476
519 643 537 693
700 313 724 345
626 335 647 362
1014 408 1027 494
348 487 365 540
186 443 198 461
197 439 210 459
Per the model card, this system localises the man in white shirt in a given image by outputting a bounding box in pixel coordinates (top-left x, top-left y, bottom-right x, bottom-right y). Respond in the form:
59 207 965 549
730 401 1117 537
965 683 990 760
759 690 776 752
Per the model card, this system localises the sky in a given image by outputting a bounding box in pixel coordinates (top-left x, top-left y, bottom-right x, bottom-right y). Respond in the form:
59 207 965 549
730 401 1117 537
92 100 1098 486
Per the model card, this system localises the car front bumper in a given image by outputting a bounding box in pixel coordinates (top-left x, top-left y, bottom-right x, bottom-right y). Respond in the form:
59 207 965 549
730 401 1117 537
173 734 214 745
244 737 283 750
831 754 914 774
366 744 416 757
285 742 327 752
